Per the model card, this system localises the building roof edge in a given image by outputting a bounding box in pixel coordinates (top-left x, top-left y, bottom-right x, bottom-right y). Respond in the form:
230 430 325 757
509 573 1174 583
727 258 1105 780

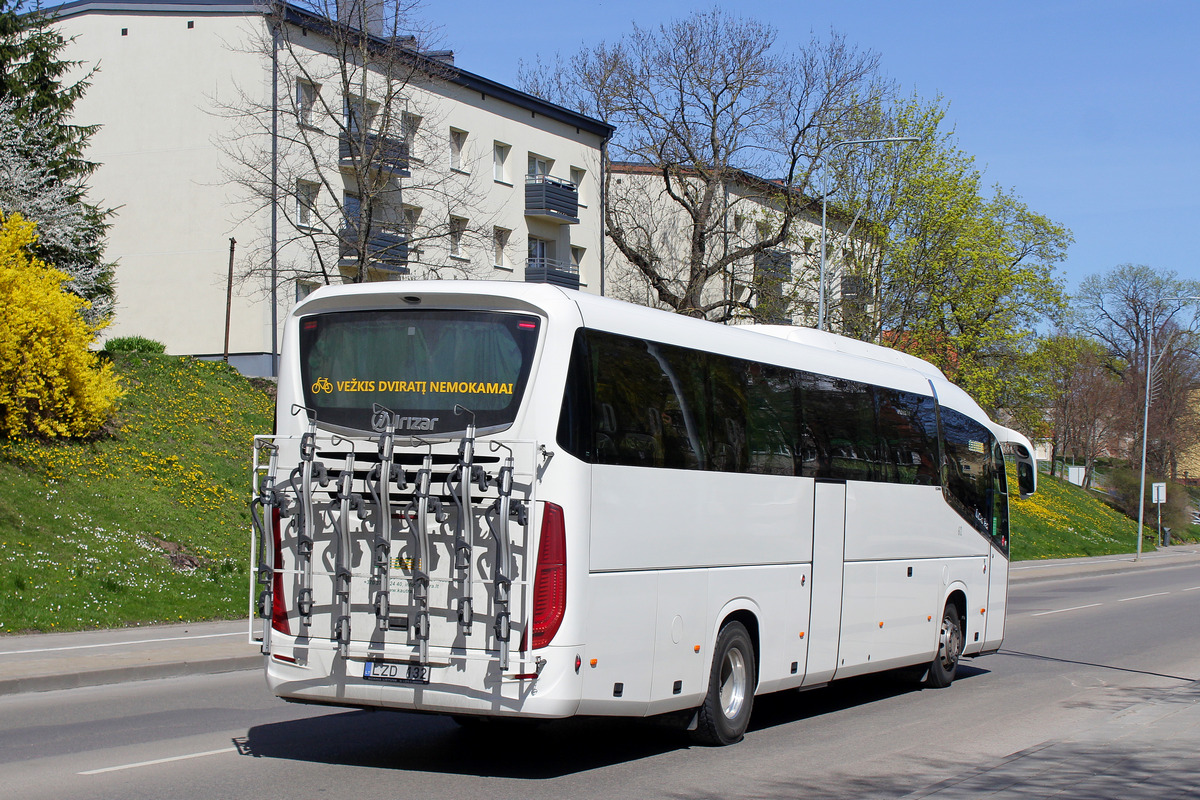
45 0 615 140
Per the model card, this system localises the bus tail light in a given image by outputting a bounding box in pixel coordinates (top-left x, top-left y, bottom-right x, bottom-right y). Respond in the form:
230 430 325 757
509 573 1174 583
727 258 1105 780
531 503 567 649
270 507 291 636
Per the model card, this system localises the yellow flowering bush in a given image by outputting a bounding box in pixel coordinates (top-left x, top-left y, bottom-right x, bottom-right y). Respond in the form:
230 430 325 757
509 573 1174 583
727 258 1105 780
0 212 121 438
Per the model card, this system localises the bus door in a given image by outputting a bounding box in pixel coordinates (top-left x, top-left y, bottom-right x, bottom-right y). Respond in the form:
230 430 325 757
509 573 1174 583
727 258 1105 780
983 441 1010 653
803 479 846 687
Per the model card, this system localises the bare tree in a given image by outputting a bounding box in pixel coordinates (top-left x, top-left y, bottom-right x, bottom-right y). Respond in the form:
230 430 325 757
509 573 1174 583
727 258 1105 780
1076 263 1200 477
520 9 882 320
217 0 496 290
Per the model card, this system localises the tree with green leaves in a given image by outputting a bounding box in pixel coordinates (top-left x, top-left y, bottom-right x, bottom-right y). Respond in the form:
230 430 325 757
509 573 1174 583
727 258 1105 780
0 0 112 319
825 94 1070 414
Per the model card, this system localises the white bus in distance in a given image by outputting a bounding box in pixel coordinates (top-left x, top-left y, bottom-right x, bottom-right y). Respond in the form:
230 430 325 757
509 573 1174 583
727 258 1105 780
250 281 1036 746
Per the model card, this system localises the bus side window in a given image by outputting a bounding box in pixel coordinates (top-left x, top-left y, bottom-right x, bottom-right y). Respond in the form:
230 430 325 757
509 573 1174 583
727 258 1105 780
876 389 941 486
587 331 705 470
801 374 875 482
707 355 749 473
747 363 798 476
991 440 1009 553
940 406 993 536
557 329 595 461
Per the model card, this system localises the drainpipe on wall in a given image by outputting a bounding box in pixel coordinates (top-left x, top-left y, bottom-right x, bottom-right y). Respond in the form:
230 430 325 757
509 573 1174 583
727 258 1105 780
599 136 609 297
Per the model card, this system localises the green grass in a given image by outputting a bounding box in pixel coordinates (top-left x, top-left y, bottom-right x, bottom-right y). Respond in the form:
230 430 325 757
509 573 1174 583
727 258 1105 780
1009 470 1151 560
0 353 1169 630
0 354 273 633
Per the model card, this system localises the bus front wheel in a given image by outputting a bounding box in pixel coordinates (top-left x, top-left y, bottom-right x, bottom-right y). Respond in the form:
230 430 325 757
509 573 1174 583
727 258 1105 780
691 621 756 746
926 604 964 688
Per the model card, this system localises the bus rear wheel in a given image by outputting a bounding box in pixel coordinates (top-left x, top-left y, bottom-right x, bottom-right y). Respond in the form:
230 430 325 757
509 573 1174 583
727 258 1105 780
926 604 963 688
691 621 755 746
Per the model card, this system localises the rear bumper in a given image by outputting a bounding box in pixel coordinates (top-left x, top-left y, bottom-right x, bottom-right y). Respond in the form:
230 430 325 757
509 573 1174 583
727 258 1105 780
265 637 583 718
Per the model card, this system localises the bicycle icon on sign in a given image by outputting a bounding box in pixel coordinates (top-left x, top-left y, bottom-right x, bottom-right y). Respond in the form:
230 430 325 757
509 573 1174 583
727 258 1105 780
311 377 333 394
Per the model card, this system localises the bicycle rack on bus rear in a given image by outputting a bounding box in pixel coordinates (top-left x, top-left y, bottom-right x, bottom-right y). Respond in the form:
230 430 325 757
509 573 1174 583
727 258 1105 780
249 422 539 677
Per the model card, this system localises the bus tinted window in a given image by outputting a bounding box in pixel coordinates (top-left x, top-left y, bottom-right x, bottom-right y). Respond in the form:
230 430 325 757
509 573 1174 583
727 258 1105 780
707 355 750 473
747 363 800 476
801 375 877 481
876 389 941 486
589 331 705 469
298 309 538 433
940 406 994 534
565 328 942 488
991 441 1010 554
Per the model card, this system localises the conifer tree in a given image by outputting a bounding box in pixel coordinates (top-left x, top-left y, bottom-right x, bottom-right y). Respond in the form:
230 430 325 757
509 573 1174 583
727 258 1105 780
0 0 113 318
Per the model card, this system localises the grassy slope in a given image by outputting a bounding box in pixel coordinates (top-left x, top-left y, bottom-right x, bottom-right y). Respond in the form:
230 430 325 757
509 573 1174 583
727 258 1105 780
0 353 1160 632
1009 470 1149 560
0 354 272 633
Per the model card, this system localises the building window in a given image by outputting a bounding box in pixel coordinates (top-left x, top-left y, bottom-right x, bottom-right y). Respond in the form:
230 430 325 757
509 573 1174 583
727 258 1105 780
296 180 319 228
449 215 467 257
401 112 421 159
569 166 585 188
296 280 318 302
343 192 361 227
528 236 551 266
493 141 510 183
528 153 552 178
296 80 319 127
570 245 585 269
450 128 467 171
402 206 421 236
344 95 378 136
493 226 510 268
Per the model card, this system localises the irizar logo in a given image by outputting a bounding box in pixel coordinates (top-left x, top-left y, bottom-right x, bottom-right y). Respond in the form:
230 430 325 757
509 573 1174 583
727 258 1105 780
395 416 438 431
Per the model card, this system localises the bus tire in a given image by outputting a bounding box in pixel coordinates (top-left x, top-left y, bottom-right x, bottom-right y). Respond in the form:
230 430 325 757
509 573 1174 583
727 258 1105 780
691 621 755 746
926 604 964 688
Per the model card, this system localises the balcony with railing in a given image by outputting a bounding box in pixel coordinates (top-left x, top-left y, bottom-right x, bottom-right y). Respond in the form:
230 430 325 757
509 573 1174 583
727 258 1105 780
339 132 410 176
339 226 409 273
524 174 579 224
525 256 579 290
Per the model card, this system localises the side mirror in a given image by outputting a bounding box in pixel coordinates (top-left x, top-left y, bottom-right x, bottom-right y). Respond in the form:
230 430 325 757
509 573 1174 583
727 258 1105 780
1017 461 1035 498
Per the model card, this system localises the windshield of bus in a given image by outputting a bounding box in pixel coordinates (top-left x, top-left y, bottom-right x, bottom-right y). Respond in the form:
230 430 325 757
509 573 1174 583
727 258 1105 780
298 309 540 434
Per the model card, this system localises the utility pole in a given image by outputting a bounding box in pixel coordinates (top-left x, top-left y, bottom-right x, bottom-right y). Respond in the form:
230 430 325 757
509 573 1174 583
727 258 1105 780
223 237 236 363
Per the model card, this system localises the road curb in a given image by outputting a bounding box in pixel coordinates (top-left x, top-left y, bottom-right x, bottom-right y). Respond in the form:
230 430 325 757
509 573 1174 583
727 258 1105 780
0 654 264 697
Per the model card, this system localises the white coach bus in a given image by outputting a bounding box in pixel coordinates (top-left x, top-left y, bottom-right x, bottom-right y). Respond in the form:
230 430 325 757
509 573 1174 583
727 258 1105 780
250 281 1036 745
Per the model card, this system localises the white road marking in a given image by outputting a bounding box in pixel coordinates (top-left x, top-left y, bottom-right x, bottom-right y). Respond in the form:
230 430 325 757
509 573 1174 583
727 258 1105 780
1118 592 1169 602
78 747 236 775
1031 603 1102 617
1183 586 1200 592
0 632 243 656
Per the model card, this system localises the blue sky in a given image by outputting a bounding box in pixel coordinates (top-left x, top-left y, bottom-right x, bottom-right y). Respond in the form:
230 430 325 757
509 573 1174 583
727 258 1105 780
423 0 1199 294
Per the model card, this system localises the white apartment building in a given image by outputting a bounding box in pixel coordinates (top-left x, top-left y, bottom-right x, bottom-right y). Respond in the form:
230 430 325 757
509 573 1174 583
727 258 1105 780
53 0 612 375
605 162 864 330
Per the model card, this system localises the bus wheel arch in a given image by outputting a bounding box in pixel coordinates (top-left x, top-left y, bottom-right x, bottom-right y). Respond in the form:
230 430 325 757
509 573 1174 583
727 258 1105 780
692 615 757 746
926 590 966 688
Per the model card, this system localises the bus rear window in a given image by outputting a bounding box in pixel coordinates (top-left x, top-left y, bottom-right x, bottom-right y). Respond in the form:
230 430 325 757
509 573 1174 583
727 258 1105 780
298 309 539 434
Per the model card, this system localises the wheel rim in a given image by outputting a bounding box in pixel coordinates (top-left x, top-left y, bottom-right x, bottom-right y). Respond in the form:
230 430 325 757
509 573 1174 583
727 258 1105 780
939 614 962 670
719 647 748 719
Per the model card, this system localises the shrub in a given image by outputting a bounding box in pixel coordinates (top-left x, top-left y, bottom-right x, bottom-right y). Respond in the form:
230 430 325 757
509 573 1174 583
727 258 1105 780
0 213 121 438
105 335 166 354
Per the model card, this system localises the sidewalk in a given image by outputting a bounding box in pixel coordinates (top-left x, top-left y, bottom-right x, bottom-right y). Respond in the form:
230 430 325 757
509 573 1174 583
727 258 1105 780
1009 544 1200 583
902 678 1200 799
0 618 261 696
1 547 1198 697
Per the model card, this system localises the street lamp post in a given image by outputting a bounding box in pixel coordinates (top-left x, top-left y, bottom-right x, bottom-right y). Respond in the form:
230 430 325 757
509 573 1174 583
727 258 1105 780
817 136 921 332
1135 295 1200 560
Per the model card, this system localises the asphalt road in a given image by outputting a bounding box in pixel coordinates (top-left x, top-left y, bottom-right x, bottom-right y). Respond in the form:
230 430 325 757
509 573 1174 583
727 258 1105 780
2 563 1198 800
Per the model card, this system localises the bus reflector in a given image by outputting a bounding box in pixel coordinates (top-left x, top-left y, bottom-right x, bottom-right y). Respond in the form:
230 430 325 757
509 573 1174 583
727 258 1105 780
270 507 290 636
531 503 567 649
